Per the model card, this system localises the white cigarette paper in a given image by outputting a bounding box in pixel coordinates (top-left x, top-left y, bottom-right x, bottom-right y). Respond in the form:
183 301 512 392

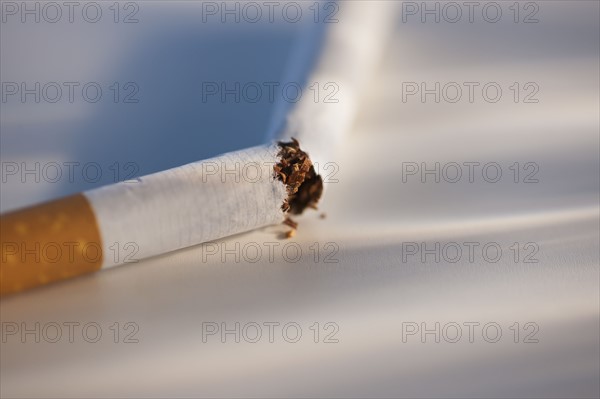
85 144 287 269
276 1 397 166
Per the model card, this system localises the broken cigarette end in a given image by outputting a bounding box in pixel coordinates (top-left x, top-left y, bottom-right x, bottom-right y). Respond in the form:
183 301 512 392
274 138 324 215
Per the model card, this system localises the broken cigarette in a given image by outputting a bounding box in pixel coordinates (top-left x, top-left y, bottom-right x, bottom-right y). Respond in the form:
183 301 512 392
0 1 397 295
1 140 320 295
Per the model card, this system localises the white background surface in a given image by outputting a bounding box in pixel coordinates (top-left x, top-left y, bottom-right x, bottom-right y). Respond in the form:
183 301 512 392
1 1 599 397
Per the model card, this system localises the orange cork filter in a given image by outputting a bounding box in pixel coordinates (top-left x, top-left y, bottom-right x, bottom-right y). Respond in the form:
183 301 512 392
0 194 103 296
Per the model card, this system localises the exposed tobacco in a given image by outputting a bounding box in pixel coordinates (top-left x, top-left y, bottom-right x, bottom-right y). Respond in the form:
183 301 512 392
283 217 298 229
274 138 323 215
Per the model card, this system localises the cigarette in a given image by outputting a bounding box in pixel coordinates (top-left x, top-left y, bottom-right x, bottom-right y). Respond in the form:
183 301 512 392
1 141 320 295
0 1 396 296
274 1 396 165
